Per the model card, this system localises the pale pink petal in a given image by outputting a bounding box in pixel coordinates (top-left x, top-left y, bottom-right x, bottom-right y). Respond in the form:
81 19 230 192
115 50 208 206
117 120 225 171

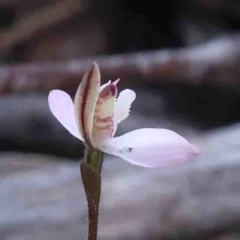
92 80 119 146
99 80 111 92
74 63 100 145
113 89 136 135
48 90 82 140
100 128 200 168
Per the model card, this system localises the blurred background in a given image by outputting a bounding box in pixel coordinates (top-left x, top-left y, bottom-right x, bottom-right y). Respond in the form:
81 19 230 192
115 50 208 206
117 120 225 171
1 0 240 239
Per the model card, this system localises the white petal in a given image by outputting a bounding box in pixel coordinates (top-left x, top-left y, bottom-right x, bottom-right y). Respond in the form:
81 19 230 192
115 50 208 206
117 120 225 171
74 63 100 145
113 89 136 135
48 90 82 140
100 128 200 168
99 80 111 92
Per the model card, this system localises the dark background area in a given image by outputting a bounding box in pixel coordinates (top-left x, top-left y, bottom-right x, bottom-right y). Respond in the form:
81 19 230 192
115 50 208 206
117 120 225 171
1 0 240 131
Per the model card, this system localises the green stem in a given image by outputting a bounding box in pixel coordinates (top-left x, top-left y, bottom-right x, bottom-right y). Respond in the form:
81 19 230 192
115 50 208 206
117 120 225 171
81 147 103 240
85 147 103 173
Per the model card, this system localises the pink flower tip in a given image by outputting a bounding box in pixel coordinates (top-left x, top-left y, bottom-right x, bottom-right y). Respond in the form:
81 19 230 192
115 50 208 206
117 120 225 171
191 144 201 156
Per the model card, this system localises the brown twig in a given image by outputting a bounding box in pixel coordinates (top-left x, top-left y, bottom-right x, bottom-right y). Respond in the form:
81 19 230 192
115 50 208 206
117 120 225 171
1 34 240 94
0 0 84 52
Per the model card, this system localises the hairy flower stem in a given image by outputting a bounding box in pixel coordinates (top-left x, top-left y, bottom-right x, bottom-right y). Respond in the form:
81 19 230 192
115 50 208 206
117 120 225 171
81 147 103 240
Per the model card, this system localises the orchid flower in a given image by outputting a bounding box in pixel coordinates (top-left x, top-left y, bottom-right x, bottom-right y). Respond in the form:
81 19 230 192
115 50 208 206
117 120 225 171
48 63 200 168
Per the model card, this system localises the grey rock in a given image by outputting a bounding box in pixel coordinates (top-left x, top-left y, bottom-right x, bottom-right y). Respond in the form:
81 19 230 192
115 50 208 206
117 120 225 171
1 122 240 240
